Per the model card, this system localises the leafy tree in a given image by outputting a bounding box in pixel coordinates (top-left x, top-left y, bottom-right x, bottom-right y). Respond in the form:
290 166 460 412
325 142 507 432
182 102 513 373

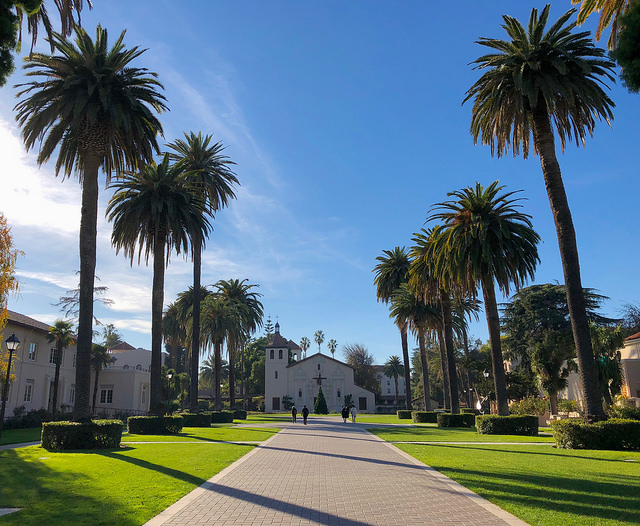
90 343 114 414
327 339 337 358
0 213 21 331
591 323 626 405
281 395 294 411
610 1 640 92
314 330 325 353
47 319 74 415
572 0 632 49
243 336 268 402
314 386 328 414
15 25 167 421
464 6 616 420
299 336 310 357
620 303 640 336
384 355 404 405
373 247 413 410
107 155 210 415
342 343 379 393
55 276 113 326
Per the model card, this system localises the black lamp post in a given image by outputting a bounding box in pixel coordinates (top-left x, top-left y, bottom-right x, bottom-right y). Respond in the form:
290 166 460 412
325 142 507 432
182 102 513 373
0 333 20 443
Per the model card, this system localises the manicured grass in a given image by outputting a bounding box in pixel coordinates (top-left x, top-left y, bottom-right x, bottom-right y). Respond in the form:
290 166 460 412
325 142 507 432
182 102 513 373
244 413 293 423
0 427 42 446
0 441 254 525
354 414 408 424
396 443 640 526
368 424 555 442
122 425 280 443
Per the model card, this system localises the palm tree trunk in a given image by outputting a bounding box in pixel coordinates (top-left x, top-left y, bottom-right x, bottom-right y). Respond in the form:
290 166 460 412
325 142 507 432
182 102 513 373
52 342 62 416
214 341 222 411
532 103 604 422
400 326 412 410
480 276 509 415
92 368 100 415
419 328 431 411
550 391 559 416
441 291 460 414
394 375 399 405
463 329 474 408
190 239 202 412
437 330 450 410
149 233 166 415
229 339 236 409
74 157 99 422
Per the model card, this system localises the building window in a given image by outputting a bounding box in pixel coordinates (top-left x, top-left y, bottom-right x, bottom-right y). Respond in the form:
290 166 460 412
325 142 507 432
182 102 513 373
24 380 34 402
72 353 76 367
69 385 75 404
28 343 37 361
317 364 321 371
275 371 278 379
141 384 148 405
49 348 59 364
298 389 302 398
278 349 283 359
337 390 341 398
270 349 274 359
272 397 280 410
100 387 114 404
123 364 129 370
359 397 367 411
136 364 142 371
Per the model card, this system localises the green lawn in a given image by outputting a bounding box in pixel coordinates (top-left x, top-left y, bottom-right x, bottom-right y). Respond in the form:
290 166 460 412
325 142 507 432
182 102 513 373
396 443 640 526
243 413 293 423
368 424 555 442
0 427 42 446
122 425 280 443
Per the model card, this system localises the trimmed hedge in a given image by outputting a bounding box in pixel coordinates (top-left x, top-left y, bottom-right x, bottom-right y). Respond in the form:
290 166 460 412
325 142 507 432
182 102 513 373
210 411 234 424
179 412 212 427
411 411 438 424
397 410 412 420
476 415 538 436
233 410 247 420
461 408 480 415
437 413 476 428
552 418 640 450
127 416 183 435
42 420 123 451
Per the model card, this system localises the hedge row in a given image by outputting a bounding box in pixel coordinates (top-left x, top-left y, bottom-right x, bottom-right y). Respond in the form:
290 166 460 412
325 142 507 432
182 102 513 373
127 416 183 434
211 411 234 424
42 420 123 451
233 410 247 420
476 415 538 436
411 411 438 424
437 413 476 428
179 413 212 427
552 418 640 450
397 410 412 419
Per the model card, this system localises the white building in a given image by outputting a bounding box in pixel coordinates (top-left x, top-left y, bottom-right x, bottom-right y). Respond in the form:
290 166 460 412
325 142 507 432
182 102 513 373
373 365 407 405
264 323 376 413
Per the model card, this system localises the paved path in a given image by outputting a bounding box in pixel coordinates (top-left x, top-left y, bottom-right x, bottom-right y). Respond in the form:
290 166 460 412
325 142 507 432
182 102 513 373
145 417 527 526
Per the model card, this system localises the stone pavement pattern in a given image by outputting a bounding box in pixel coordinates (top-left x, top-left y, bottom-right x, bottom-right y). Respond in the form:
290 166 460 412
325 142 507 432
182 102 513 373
146 417 527 526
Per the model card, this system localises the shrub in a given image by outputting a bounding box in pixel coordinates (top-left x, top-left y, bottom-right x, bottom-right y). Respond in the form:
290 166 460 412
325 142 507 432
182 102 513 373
607 405 640 421
437 413 476 428
179 412 212 427
127 416 183 434
461 408 480 415
411 411 438 423
233 410 247 420
197 399 210 411
210 411 234 424
552 418 640 450
476 415 538 436
558 399 579 413
4 407 53 430
397 410 412 420
41 420 123 451
509 396 548 416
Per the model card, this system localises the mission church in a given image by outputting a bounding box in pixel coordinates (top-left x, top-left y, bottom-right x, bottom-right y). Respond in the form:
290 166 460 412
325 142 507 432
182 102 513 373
264 323 376 413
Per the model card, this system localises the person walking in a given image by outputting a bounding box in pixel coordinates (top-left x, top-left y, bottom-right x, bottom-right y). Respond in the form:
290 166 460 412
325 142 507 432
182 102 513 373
341 405 349 423
291 405 297 423
302 405 310 425
350 405 357 423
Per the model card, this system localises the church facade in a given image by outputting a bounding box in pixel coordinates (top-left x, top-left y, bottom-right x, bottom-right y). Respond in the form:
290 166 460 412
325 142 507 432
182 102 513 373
264 323 376 413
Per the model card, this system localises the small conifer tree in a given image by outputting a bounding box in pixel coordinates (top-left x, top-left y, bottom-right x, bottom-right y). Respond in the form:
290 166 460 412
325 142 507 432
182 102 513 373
314 387 329 414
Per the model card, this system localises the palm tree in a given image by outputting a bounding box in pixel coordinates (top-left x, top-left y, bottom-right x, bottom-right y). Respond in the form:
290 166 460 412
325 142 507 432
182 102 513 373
591 324 626 406
47 320 75 416
327 339 337 358
90 343 114 414
373 247 413 410
214 279 263 408
427 182 540 415
101 323 122 351
167 131 238 412
572 0 632 49
464 6 615 419
384 355 404 405
299 337 310 358
107 155 210 415
163 302 185 371
314 330 325 353
15 25 167 421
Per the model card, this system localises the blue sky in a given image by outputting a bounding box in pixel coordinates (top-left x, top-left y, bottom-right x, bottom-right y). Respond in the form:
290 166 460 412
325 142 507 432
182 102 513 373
1 1 638 365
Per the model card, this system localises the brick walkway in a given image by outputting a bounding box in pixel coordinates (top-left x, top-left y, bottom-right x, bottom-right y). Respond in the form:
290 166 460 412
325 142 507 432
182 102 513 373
145 417 528 525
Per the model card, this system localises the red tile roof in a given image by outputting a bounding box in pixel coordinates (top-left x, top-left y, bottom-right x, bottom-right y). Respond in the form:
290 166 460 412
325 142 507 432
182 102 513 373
626 332 640 341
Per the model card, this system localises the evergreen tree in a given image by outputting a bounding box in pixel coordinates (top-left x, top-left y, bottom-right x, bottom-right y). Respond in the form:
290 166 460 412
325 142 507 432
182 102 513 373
314 386 328 414
264 316 274 339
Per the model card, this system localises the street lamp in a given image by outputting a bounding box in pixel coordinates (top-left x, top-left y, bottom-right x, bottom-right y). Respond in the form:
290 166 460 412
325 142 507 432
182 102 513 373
0 333 20 442
483 369 489 379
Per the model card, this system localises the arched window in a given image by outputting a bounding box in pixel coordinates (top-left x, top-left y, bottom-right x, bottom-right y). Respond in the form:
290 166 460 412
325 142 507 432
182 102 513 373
123 365 129 370
337 390 341 398
298 389 302 398
136 364 142 371
275 371 278 379
270 349 274 359
278 349 283 359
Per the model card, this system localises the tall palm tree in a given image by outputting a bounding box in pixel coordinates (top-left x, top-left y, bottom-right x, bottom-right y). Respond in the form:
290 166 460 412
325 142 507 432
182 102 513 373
384 355 404 405
373 247 413 410
314 330 325 353
90 343 114 414
15 25 167 421
327 339 337 358
47 319 75 415
214 279 263 408
464 6 615 419
201 295 243 410
299 336 310 358
167 131 238 413
107 155 210 415
163 302 186 372
427 182 540 415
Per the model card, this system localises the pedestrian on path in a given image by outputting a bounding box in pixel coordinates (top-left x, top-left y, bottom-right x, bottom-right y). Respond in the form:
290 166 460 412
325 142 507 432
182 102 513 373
350 405 357 423
302 405 309 425
341 405 349 423
291 405 297 423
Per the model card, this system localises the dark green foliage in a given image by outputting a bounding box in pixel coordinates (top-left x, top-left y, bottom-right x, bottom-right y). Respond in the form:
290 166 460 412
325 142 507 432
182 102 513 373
476 415 538 436
437 413 476 428
314 387 329 414
607 405 640 421
397 410 413 419
343 344 380 393
281 395 294 410
179 412 212 427
127 416 183 434
461 408 480 415
41 420 123 451
509 397 549 416
611 1 640 92
3 406 51 429
210 411 234 424
0 1 20 87
412 411 438 423
233 410 247 420
552 418 640 450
